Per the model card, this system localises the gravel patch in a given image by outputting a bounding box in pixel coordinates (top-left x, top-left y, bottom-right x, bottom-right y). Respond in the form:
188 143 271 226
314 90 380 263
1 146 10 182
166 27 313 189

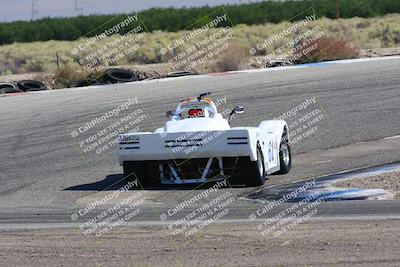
1 219 400 266
334 171 400 199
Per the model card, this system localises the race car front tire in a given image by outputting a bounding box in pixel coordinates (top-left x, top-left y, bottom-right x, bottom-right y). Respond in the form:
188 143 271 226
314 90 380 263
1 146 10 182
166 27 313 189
277 129 292 174
238 146 266 187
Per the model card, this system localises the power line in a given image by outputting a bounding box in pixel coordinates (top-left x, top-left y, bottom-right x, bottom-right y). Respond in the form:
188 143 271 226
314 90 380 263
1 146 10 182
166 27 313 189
75 0 84 16
31 0 39 20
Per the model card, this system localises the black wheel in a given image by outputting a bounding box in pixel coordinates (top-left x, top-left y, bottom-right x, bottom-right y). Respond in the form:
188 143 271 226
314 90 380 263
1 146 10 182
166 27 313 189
123 161 158 187
70 79 102 88
277 129 292 174
103 68 137 84
0 83 22 94
17 80 47 91
238 146 266 187
166 70 198 77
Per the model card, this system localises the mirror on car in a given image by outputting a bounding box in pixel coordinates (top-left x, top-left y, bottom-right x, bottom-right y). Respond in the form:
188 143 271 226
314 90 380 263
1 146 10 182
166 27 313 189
228 105 245 122
233 106 244 114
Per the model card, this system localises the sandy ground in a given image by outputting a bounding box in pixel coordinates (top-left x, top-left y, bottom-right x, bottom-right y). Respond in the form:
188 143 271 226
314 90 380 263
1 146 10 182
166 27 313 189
1 219 400 266
360 47 400 57
334 171 400 199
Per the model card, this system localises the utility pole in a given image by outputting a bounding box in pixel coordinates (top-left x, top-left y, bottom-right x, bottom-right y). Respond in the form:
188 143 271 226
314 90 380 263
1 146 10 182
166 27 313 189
31 0 39 20
336 0 340 19
75 0 83 16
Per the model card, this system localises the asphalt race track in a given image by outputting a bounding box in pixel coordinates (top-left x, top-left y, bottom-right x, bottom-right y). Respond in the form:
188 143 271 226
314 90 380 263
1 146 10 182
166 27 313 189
0 57 400 226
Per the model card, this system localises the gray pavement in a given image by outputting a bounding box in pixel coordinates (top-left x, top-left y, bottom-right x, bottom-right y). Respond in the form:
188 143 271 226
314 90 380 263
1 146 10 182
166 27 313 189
0 57 399 222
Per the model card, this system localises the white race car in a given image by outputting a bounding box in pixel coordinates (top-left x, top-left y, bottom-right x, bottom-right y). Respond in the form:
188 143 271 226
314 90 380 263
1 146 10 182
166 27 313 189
117 93 291 187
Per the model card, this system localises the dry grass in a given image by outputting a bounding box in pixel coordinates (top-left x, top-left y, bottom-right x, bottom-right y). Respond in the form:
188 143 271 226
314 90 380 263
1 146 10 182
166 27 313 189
209 42 249 72
297 36 360 63
53 63 88 88
1 14 400 84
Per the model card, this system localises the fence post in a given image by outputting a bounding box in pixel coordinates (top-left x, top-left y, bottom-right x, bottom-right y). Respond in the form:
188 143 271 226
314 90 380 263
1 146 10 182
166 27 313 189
56 51 60 70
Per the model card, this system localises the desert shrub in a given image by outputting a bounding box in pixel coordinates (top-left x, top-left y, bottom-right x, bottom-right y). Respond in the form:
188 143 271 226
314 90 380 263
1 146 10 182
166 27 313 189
357 20 371 28
394 31 400 44
296 36 359 64
380 25 392 47
209 42 250 72
52 63 87 88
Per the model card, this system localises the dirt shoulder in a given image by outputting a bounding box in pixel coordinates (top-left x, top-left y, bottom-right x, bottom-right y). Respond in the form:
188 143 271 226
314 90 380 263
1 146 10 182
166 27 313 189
1 219 400 266
334 171 400 199
360 47 400 57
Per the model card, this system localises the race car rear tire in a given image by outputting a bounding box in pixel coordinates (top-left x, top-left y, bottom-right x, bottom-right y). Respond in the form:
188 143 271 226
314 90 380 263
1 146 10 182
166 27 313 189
239 146 266 187
123 161 159 187
277 129 292 174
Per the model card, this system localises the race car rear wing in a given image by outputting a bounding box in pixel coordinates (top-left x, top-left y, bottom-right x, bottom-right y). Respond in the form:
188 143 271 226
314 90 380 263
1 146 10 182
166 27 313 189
117 129 258 165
